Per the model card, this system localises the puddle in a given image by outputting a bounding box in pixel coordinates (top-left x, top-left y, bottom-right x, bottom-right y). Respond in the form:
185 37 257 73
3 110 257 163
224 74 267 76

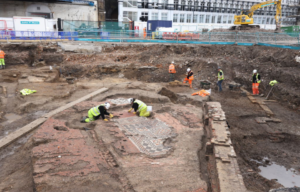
259 163 300 188
1 113 22 126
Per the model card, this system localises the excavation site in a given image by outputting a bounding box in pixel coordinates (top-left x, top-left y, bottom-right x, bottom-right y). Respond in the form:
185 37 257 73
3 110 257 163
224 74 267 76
0 42 300 192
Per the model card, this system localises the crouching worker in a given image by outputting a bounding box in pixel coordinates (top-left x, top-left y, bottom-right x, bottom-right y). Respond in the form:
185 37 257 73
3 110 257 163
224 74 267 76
183 68 194 89
128 98 150 117
81 102 113 123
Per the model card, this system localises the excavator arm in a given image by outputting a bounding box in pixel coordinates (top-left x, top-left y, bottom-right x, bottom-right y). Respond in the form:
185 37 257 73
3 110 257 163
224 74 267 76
232 0 281 31
248 0 282 29
247 0 281 18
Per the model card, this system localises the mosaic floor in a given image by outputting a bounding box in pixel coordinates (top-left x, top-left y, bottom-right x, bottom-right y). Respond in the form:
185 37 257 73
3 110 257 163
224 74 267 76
116 116 176 157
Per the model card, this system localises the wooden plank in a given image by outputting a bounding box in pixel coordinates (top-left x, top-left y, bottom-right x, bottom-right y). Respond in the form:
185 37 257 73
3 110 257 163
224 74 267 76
247 95 258 104
258 103 274 116
0 87 108 150
240 88 251 96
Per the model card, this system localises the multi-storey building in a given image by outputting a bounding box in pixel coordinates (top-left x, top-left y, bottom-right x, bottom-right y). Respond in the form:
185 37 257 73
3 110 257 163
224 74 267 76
0 0 98 21
118 0 298 30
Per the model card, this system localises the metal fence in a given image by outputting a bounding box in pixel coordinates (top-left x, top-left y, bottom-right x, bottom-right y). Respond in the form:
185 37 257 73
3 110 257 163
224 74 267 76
62 20 131 31
0 30 299 49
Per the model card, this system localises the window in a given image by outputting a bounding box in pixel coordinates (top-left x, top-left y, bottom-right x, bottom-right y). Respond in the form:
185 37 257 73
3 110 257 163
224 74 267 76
174 0 179 10
162 13 168 20
173 14 178 22
253 17 257 24
223 15 227 23
211 15 216 23
266 18 270 24
193 14 198 23
152 12 158 20
123 0 138 7
205 15 210 23
217 15 222 23
199 15 204 23
262 18 265 24
141 12 148 21
181 0 186 10
258 17 262 24
153 0 158 8
123 11 138 21
271 18 274 24
162 0 168 9
228 16 233 24
180 14 185 23
187 14 192 23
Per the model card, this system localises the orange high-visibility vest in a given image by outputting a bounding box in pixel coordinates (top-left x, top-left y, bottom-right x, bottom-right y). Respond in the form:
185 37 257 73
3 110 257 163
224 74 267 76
187 71 194 80
143 28 146 38
0 51 5 58
169 64 176 73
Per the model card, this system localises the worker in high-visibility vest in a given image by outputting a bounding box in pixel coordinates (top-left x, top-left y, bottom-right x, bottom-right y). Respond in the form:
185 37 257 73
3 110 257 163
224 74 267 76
128 98 150 117
143 27 147 39
183 68 194 89
252 69 261 95
169 61 176 82
82 102 113 123
0 49 6 69
217 66 224 92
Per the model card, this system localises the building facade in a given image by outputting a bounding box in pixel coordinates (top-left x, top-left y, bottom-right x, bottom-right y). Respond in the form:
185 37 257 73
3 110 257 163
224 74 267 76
0 0 98 21
118 0 298 30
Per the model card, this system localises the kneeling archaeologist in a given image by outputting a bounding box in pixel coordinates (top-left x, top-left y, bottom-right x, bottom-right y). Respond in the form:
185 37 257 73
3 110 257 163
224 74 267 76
128 98 150 117
82 102 113 123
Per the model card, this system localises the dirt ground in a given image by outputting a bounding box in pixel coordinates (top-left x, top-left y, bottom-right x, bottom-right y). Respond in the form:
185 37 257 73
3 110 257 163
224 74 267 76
0 42 300 192
212 91 300 192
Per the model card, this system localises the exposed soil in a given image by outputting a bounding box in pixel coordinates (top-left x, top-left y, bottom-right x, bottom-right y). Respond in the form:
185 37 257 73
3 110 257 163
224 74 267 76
210 91 300 192
0 42 300 192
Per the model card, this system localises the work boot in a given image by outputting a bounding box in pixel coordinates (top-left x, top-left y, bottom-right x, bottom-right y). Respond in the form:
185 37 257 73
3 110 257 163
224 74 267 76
3 65 5 69
0 65 2 69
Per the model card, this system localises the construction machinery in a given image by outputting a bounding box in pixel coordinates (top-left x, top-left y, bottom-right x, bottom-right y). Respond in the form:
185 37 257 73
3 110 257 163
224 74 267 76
231 0 282 31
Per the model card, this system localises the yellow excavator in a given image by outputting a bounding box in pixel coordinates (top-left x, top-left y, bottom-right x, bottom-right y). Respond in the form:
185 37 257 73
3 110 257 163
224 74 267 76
231 0 282 31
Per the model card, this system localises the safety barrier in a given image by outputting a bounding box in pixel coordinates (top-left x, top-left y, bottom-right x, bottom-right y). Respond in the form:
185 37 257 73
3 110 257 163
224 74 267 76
0 31 79 41
1 30 299 50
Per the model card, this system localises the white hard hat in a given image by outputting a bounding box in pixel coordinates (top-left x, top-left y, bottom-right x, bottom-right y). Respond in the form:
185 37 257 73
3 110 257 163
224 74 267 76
187 68 191 72
128 98 133 103
105 102 110 109
253 69 257 74
172 61 174 64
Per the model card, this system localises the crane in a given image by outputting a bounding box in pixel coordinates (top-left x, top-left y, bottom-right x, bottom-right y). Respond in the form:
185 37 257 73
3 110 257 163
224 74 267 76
231 0 282 31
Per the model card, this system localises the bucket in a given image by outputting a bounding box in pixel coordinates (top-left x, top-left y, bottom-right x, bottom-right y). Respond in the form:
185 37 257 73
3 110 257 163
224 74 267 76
147 106 152 112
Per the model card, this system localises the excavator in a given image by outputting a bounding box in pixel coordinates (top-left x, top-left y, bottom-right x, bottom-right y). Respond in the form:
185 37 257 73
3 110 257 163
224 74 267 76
230 0 282 31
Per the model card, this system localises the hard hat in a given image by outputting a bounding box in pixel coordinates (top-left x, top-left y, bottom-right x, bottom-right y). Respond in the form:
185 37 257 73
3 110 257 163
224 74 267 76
218 66 221 69
105 102 110 109
172 61 174 64
253 69 257 74
128 98 133 103
187 68 191 72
